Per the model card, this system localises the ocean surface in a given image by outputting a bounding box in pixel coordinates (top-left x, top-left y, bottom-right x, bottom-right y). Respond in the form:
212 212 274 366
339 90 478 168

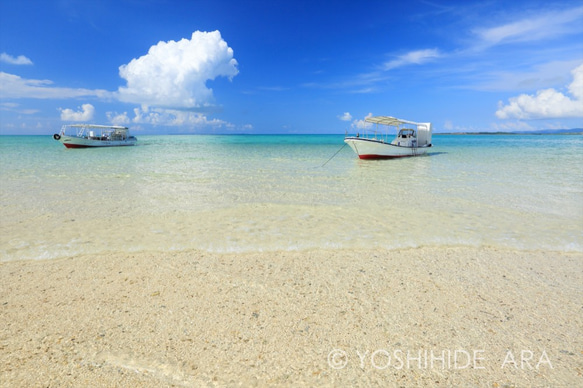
1 134 582 261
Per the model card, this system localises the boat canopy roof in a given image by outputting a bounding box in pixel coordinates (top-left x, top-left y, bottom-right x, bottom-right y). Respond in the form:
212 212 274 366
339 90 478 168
358 115 432 146
65 124 129 130
365 116 421 127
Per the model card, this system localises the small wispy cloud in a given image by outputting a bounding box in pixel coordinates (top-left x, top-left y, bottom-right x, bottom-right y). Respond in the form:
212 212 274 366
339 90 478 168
473 5 583 48
302 49 442 94
383 49 442 71
302 72 386 92
0 53 33 65
257 86 289 92
0 72 110 99
0 102 38 115
462 59 582 92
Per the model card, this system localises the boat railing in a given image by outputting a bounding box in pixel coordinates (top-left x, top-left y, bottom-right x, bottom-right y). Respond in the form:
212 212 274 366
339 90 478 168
62 126 124 141
61 125 130 140
59 125 91 138
349 124 425 147
352 125 400 144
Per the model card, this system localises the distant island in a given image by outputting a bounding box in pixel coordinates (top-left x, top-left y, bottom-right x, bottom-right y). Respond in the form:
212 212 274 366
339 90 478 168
437 129 583 135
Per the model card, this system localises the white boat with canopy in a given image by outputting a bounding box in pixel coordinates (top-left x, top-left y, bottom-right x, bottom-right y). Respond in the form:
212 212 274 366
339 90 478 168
53 124 137 148
344 116 432 159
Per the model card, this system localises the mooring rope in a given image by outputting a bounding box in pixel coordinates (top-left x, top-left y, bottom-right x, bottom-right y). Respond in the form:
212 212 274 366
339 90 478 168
320 143 348 167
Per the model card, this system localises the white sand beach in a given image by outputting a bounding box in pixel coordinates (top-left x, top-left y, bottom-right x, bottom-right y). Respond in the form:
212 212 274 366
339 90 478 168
1 247 581 387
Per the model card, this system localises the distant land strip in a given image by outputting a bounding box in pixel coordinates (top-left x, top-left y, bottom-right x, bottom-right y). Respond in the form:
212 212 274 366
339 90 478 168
437 129 582 135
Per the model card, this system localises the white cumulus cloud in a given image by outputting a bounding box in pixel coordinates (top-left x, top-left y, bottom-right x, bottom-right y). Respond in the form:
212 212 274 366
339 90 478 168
351 113 374 129
107 106 235 129
106 111 131 126
59 104 95 121
133 106 234 128
338 112 352 121
496 63 583 119
0 53 33 65
117 30 238 110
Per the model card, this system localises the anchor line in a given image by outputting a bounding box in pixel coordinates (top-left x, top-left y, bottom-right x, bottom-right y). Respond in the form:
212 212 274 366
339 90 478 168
321 143 348 167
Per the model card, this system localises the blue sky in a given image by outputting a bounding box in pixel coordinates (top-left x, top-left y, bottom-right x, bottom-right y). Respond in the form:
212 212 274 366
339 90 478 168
1 0 582 135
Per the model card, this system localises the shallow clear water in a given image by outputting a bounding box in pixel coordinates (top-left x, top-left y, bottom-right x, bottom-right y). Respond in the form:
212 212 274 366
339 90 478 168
1 134 582 260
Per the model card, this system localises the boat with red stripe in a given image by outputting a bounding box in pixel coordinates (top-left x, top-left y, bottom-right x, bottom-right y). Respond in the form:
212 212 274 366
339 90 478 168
345 116 432 159
53 124 137 148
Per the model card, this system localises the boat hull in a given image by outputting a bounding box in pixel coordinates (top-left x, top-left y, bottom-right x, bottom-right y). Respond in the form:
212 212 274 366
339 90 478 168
58 136 137 148
344 137 429 159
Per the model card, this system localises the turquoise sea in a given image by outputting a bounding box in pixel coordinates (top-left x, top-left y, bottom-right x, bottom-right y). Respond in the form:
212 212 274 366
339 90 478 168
1 134 582 261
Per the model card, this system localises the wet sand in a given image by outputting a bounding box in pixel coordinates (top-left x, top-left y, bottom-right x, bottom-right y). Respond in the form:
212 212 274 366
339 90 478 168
1 247 582 387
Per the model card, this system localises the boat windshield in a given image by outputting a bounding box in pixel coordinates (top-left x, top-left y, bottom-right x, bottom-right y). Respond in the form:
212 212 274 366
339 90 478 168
398 129 416 139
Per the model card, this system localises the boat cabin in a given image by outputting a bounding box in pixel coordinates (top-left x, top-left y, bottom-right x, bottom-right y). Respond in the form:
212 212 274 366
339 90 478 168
398 128 415 138
392 128 418 147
